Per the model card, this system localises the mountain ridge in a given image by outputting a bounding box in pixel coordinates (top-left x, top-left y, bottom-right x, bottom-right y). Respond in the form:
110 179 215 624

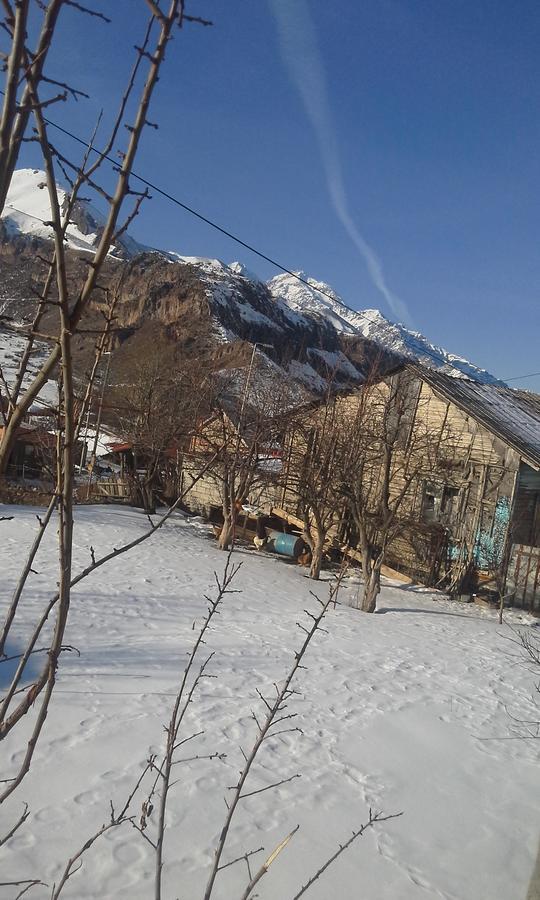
0 168 504 391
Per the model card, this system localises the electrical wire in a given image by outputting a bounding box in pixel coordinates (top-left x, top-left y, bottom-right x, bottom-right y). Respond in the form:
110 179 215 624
10 99 344 303
5 101 425 350
503 372 540 383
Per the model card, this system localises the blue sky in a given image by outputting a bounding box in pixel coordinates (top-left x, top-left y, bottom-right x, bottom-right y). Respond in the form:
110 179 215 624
18 0 540 388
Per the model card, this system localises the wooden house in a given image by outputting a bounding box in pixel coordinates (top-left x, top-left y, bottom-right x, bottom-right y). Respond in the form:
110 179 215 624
178 362 540 610
274 364 540 610
401 367 540 610
180 399 285 528
0 424 56 481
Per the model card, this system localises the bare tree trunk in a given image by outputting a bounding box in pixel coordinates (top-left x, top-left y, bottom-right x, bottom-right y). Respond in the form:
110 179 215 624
361 567 380 613
141 481 156 515
218 471 237 550
301 509 326 581
136 459 159 515
218 513 234 550
0 0 30 207
0 0 189 806
309 537 324 580
355 539 381 613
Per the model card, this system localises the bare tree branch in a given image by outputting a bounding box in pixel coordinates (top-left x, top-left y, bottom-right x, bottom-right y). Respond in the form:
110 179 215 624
291 809 403 899
239 826 299 900
202 572 345 900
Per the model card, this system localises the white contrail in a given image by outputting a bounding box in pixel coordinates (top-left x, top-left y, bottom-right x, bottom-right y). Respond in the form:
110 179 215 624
268 0 412 326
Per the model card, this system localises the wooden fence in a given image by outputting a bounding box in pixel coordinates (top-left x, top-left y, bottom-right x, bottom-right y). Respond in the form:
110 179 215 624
87 478 131 501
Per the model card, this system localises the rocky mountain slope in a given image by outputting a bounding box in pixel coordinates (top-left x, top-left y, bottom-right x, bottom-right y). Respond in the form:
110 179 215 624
267 272 502 384
0 168 504 403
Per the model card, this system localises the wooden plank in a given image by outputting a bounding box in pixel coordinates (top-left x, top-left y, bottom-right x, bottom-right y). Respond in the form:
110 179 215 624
341 544 414 584
270 506 305 531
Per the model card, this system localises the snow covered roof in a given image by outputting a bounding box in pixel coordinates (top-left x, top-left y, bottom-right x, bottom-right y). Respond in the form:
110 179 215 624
414 366 540 469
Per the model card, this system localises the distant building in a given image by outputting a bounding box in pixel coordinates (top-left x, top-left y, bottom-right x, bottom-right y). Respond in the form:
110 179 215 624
0 397 57 481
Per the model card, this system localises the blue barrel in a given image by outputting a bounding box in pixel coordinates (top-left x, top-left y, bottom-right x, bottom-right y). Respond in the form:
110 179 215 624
267 530 305 559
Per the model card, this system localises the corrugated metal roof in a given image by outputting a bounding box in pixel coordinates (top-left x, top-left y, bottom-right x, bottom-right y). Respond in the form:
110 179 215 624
410 366 540 470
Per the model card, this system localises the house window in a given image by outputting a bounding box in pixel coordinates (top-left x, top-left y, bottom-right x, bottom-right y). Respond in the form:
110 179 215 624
423 485 437 523
423 482 459 525
441 486 459 518
513 490 540 548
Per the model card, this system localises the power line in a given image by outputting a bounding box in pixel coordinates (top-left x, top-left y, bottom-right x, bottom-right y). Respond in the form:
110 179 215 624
24 107 347 304
504 371 540 383
1 96 370 309
11 106 434 358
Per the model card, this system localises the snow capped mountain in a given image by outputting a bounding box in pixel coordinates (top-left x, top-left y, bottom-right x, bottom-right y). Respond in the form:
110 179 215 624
1 168 144 258
0 169 503 388
165 252 231 276
267 271 363 334
342 307 504 384
268 272 503 385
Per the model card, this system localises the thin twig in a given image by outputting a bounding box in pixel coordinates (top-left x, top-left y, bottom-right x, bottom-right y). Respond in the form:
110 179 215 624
0 802 29 847
291 809 403 899
51 758 154 899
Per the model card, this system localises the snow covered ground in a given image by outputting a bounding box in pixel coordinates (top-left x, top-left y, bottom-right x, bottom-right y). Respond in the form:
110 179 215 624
1 504 539 899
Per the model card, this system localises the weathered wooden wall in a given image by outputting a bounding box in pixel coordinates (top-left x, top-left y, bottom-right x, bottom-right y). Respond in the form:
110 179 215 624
181 457 281 520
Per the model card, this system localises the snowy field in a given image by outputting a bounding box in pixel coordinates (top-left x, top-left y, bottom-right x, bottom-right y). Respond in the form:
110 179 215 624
1 504 539 899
